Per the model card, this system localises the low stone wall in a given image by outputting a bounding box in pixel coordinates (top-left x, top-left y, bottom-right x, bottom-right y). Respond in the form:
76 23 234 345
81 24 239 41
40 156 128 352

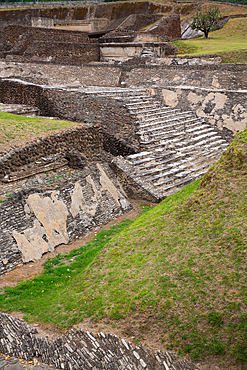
0 125 103 179
125 64 247 91
0 79 140 178
153 86 247 134
0 162 131 274
0 313 199 370
22 41 100 64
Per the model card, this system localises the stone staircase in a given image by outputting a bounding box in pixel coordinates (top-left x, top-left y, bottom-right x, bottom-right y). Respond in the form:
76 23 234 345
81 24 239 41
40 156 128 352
84 87 229 201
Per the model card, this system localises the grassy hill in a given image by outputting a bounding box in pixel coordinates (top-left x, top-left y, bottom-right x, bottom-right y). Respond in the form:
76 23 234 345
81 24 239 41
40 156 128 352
174 1 247 64
174 17 247 63
0 129 246 365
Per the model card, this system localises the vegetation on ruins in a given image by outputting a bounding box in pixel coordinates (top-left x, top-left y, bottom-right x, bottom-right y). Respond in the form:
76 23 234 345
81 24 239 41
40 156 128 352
191 7 220 39
0 128 246 365
174 17 247 63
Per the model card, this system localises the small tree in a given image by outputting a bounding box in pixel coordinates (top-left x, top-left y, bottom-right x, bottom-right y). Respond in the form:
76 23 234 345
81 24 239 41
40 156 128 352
191 7 221 39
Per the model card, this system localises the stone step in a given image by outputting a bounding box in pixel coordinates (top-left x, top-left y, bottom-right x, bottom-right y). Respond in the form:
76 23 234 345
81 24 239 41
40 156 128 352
119 97 156 103
141 151 221 183
140 124 219 146
138 115 200 134
139 119 207 134
153 161 213 188
134 142 226 172
148 126 216 141
124 100 159 108
140 119 204 144
139 112 194 130
143 126 216 144
138 107 179 118
88 87 229 201
127 103 161 111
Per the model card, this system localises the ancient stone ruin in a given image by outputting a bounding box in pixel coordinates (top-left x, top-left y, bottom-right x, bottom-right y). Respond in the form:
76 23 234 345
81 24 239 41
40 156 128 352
0 0 246 275
0 313 200 370
0 2 246 368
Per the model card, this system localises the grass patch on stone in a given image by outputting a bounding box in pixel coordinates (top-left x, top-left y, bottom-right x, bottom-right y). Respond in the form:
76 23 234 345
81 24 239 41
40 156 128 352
0 112 79 152
174 18 247 62
0 130 246 363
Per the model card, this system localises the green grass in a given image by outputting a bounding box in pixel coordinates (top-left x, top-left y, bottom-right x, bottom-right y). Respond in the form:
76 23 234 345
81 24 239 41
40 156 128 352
0 130 246 364
0 204 152 326
0 112 79 151
173 18 247 63
0 219 136 325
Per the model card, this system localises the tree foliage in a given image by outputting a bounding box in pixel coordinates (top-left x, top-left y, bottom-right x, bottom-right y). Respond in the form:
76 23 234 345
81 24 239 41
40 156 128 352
191 7 221 39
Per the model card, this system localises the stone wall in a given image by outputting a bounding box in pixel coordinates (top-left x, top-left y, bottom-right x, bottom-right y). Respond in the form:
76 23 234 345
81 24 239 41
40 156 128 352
141 15 181 40
0 25 89 53
0 313 199 370
0 125 103 179
0 163 131 274
0 2 199 29
120 13 163 31
0 25 100 65
1 59 246 91
100 42 178 62
22 41 100 65
0 79 140 178
124 64 247 91
154 86 247 134
31 17 54 28
99 30 136 44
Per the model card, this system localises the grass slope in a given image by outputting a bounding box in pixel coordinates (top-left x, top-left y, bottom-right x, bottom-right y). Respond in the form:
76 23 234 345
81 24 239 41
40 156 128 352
174 17 247 63
0 130 246 364
0 112 79 152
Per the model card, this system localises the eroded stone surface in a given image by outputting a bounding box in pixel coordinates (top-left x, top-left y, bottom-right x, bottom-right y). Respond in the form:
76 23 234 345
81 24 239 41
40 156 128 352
157 87 247 134
1 163 131 273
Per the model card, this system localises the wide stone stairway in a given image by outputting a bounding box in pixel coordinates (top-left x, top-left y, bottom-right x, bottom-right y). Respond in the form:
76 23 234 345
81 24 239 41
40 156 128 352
85 87 229 201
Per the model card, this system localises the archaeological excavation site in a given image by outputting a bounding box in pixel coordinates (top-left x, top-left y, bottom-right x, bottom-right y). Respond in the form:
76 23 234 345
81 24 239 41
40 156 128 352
0 1 246 369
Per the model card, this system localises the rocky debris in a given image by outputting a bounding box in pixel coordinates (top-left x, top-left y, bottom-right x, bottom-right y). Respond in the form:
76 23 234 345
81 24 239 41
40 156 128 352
0 313 200 370
0 354 54 370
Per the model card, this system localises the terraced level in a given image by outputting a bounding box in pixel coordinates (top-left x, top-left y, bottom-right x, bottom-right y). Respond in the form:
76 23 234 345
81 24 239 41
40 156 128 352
85 88 229 200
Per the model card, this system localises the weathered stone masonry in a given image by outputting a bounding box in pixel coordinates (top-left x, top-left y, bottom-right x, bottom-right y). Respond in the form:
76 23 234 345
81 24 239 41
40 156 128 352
0 163 131 275
153 86 247 135
0 79 140 178
0 313 199 370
